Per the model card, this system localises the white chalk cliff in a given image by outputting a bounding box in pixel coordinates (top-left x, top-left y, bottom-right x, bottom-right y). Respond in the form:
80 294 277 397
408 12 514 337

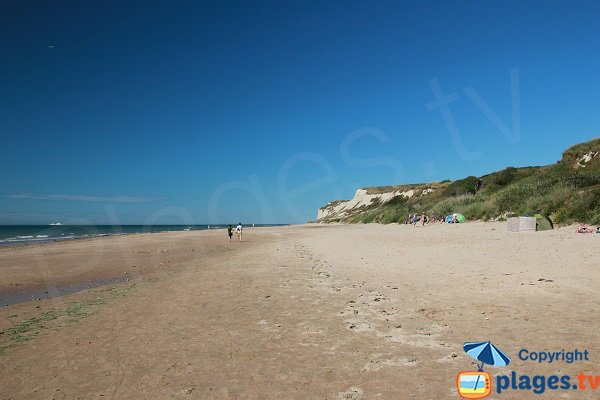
317 188 419 221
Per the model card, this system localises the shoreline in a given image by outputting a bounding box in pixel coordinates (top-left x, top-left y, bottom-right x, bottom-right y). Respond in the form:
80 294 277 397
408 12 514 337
0 224 289 247
0 226 286 306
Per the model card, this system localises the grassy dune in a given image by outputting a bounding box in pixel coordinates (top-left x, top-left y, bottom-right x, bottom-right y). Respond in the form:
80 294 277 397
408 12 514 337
328 137 600 225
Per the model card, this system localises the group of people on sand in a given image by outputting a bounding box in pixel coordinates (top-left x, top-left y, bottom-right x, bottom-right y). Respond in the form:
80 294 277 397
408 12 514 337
404 211 446 226
227 223 243 242
405 212 427 226
576 224 600 234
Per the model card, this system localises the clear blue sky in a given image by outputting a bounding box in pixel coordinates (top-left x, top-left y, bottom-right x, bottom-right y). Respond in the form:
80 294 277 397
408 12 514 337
1 1 599 224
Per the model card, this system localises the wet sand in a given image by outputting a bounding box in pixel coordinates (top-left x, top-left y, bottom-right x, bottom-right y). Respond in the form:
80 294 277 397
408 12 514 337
0 223 598 399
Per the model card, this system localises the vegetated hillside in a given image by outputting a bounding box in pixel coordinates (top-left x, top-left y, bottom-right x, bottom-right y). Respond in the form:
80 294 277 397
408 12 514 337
317 137 600 225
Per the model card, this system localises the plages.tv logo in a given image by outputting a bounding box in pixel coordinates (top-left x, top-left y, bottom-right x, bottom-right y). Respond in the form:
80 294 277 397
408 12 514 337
457 341 511 399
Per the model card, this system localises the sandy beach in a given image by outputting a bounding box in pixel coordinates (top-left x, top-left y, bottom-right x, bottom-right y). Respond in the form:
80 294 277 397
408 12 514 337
1 223 599 399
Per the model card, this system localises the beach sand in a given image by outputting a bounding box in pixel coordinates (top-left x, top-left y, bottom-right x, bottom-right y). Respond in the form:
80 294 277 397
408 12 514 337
0 223 598 399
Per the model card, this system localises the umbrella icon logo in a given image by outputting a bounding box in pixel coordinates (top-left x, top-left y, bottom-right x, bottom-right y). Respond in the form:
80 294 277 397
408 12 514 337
456 341 511 399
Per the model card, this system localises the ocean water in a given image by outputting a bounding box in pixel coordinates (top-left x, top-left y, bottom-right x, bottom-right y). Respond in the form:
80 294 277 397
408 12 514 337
0 224 285 245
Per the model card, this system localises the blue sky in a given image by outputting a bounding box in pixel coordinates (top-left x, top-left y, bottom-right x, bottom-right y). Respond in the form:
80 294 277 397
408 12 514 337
1 1 599 224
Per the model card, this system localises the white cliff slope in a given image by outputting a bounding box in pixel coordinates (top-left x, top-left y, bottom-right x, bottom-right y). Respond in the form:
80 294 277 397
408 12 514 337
317 188 417 221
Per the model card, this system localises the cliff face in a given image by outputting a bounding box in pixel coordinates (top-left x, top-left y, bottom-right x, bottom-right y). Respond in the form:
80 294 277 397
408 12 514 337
316 137 600 225
317 185 435 221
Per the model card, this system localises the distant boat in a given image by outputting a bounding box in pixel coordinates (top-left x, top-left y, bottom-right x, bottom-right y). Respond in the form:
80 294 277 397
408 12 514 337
49 222 62 226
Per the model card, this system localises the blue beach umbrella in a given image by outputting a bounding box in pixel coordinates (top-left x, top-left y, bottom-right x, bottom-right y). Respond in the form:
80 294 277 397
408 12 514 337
463 341 511 369
463 341 511 392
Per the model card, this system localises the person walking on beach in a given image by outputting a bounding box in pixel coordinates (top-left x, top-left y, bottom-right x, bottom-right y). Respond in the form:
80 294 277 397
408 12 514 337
235 223 243 242
421 211 426 226
227 225 233 242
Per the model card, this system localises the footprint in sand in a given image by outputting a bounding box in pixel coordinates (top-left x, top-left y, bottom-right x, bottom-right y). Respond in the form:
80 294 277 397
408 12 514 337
361 357 420 372
345 320 371 332
338 387 364 400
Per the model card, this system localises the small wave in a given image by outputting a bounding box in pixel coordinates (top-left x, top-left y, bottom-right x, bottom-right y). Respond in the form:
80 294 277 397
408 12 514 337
36 235 49 238
3 236 53 243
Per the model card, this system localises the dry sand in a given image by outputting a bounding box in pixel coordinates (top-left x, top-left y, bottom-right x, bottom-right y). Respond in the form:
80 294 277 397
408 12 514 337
0 223 599 399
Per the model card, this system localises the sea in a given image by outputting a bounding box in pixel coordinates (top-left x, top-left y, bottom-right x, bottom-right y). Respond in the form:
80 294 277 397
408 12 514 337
0 224 286 246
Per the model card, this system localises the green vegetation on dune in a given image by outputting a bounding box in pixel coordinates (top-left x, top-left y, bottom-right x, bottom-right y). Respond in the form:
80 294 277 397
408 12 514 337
364 184 423 195
327 138 600 225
